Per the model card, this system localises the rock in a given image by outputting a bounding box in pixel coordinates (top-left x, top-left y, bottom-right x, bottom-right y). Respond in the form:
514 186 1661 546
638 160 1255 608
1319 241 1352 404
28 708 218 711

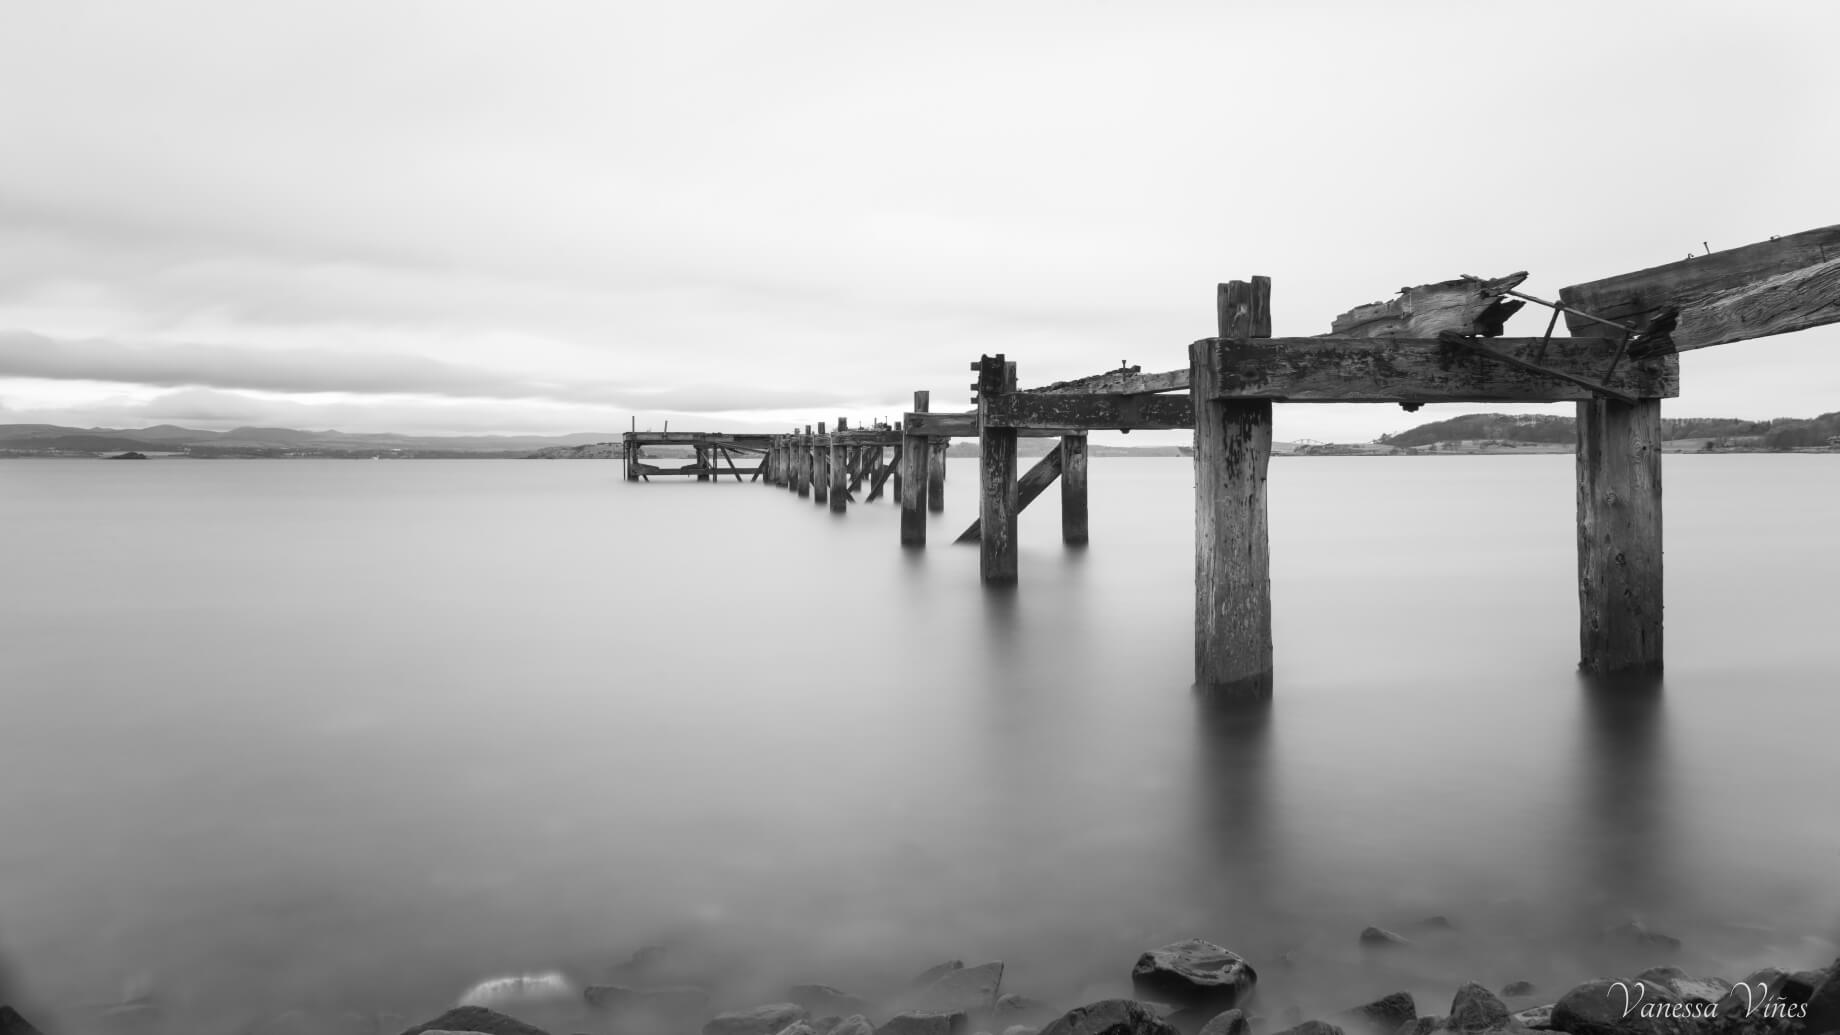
916 963 969 988
912 963 1005 1017
458 973 578 1010
1197 1009 1249 1035
1004 1027 1041 1035
1359 928 1410 950
1447 983 1511 1034
1335 993 1417 1035
1510 1006 1554 1030
1395 1019 1441 1035
1806 966 1840 1035
792 987 870 1018
1501 985 1537 1000
814 1019 846 1035
1271 1023 1343 1035
1038 1000 1180 1035
878 1013 969 1035
1550 979 1697 1035
1633 971 1728 1007
1601 920 1682 956
778 1024 824 1035
0 1007 44 1035
832 1017 876 1035
1131 942 1258 1013
704 1004 811 1035
398 1006 553 1035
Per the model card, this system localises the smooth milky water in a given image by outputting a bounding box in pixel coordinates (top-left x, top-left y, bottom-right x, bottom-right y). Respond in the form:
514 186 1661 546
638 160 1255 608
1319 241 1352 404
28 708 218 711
1 456 1837 1032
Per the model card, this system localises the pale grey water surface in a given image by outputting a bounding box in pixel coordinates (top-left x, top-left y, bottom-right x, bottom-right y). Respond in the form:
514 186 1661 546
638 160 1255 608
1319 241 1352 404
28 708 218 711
2 456 1837 1032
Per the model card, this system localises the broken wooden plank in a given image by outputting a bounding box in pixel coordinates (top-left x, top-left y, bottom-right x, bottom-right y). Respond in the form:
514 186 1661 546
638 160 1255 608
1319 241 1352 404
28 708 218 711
1024 364 1144 394
1202 335 1677 403
1558 224 1840 352
1027 367 1190 396
1332 271 1529 338
955 444 1064 543
981 392 1195 430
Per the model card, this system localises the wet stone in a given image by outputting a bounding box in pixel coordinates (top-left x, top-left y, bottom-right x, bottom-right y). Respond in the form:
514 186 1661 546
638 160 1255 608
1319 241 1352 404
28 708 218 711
705 1004 811 1035
1131 941 1258 1013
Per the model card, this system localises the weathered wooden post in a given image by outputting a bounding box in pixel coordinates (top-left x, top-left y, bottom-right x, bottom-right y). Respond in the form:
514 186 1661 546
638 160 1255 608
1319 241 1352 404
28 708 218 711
623 435 637 481
1575 399 1664 672
694 445 708 482
1191 277 1275 698
1061 432 1089 544
901 391 930 545
830 419 848 512
927 438 948 512
797 426 812 498
813 422 829 505
977 355 1019 584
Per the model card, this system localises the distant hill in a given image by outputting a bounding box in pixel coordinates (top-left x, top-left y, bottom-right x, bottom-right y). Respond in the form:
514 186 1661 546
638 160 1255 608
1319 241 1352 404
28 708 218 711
1376 412 1840 451
0 423 624 458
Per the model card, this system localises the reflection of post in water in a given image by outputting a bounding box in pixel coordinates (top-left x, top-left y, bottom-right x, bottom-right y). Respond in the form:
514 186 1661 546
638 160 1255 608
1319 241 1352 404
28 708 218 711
1190 697 1282 932
1572 672 1676 921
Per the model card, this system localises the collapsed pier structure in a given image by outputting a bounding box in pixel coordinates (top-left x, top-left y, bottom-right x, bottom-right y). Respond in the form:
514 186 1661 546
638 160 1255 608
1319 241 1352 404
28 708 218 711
622 224 1840 697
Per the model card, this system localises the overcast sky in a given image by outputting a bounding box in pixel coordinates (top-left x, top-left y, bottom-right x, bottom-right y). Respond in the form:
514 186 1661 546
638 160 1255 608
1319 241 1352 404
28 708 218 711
2 1 1836 442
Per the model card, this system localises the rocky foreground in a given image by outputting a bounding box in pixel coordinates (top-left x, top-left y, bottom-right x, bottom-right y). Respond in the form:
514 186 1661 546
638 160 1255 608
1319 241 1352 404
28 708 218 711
4 930 1837 1035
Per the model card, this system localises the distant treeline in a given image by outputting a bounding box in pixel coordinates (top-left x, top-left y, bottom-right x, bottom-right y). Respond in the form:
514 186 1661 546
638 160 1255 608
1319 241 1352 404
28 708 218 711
1376 413 1840 450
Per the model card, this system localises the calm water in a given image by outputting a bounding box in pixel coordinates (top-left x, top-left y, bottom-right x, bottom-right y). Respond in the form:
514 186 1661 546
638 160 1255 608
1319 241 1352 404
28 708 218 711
2 456 1837 1033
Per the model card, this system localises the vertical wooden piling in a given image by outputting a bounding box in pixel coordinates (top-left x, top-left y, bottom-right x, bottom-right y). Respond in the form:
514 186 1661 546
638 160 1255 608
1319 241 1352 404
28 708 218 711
797 426 812 498
1061 432 1089 544
927 439 947 513
977 356 1019 584
1577 398 1664 673
813 422 829 505
1192 278 1275 699
901 391 930 545
830 419 848 512
623 437 637 481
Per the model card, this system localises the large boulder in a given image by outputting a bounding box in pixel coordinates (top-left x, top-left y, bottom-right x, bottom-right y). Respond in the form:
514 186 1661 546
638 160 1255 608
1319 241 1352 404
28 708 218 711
1335 993 1416 1035
705 1004 811 1035
1634 970 1729 1007
912 963 1006 1016
1039 1000 1181 1035
1550 979 1700 1035
1131 942 1257 1013
1447 983 1511 1034
1804 963 1840 1035
1360 929 1410 950
915 963 969 988
833 1016 877 1035
398 1006 553 1034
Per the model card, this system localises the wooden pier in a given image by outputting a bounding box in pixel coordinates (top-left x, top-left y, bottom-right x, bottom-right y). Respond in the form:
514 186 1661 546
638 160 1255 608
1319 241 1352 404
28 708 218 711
622 224 1840 699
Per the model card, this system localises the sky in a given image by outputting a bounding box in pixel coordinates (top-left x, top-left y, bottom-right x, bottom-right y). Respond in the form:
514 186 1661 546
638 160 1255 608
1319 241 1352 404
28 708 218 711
2 1 1837 443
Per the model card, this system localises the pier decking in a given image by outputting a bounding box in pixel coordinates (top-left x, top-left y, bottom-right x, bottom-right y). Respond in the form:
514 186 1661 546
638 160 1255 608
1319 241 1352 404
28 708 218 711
622 224 1840 698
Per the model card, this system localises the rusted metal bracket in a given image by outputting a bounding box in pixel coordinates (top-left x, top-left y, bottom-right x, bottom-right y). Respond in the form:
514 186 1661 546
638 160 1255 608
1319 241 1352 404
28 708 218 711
1435 331 1638 405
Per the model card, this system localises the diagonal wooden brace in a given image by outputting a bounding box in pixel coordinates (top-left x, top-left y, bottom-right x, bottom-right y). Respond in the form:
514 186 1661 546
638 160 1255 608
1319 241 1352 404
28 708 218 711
1435 331 1637 405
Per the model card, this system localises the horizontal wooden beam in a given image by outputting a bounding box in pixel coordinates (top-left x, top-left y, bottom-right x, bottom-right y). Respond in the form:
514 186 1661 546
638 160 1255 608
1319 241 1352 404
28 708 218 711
981 392 1195 430
904 411 977 436
1203 335 1678 402
830 430 902 446
1559 224 1840 352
